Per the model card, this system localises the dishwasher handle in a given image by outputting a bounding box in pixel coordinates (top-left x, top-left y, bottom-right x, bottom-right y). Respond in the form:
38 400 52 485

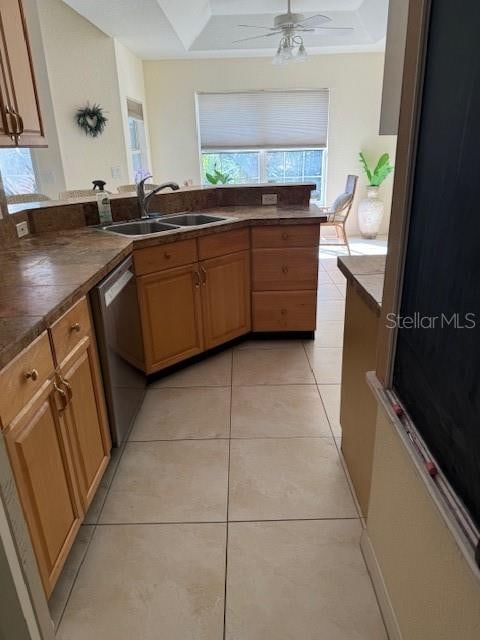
104 269 134 307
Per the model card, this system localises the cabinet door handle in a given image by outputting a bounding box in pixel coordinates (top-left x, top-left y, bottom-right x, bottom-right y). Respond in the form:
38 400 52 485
4 106 17 137
281 308 288 316
54 381 68 412
15 112 24 135
282 232 289 240
59 376 73 403
164 252 172 260
200 266 207 285
70 322 81 333
25 369 39 381
282 264 289 274
193 270 201 288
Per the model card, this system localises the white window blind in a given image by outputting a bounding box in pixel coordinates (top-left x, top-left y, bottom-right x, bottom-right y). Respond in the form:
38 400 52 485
197 90 329 151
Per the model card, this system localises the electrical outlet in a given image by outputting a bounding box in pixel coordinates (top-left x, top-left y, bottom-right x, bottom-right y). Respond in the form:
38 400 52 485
111 166 122 179
262 193 278 205
16 221 29 238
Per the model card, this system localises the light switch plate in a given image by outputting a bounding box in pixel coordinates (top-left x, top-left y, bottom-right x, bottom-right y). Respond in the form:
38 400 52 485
262 193 278 205
16 221 29 238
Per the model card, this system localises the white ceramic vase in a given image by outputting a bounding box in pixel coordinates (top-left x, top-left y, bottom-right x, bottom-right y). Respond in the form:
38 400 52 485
358 186 384 239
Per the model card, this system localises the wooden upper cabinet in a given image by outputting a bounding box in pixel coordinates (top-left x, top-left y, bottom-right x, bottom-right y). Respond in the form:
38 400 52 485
201 251 251 349
4 380 82 597
138 263 204 373
59 335 111 512
0 0 46 147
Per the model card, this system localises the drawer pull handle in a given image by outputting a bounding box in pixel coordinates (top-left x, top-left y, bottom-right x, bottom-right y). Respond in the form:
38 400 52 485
25 369 39 381
193 271 201 288
282 232 289 240
164 252 172 259
54 381 68 411
70 322 81 333
59 377 73 403
282 265 289 274
281 308 288 316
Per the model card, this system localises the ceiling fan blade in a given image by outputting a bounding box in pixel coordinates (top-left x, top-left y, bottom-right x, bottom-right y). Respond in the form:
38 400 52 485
313 26 354 32
297 14 332 27
237 24 278 30
233 32 281 44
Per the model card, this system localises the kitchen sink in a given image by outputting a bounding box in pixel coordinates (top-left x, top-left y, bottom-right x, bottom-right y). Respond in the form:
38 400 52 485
163 213 228 226
102 220 180 236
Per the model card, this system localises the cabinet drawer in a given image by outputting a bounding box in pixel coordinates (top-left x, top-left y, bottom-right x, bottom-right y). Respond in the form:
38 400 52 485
0 331 55 428
253 292 317 332
198 228 249 260
251 224 320 248
134 239 198 275
50 297 91 366
252 248 318 291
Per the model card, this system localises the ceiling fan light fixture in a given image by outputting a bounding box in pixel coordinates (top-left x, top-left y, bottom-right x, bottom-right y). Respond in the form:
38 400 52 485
295 41 308 62
272 43 284 65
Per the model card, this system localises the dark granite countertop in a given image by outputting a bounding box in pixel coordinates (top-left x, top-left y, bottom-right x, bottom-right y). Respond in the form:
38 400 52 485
0 204 326 369
337 255 386 316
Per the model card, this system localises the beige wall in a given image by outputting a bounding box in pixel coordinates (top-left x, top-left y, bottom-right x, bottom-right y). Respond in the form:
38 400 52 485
36 0 129 193
366 403 480 640
144 54 396 235
114 40 152 183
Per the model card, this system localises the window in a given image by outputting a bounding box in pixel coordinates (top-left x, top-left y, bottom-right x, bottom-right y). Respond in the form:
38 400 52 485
127 99 149 182
0 148 38 195
197 90 329 202
201 149 326 201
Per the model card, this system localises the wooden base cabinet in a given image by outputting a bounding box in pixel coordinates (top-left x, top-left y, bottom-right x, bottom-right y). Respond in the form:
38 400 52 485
59 336 111 512
138 263 204 374
201 251 251 349
251 224 320 332
4 379 82 597
136 232 252 374
1 297 111 597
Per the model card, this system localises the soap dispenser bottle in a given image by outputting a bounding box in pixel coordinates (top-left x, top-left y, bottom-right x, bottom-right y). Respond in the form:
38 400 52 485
93 180 112 225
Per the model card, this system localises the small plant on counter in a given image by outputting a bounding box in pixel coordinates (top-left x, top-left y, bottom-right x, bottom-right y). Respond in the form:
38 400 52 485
358 152 394 187
205 165 232 185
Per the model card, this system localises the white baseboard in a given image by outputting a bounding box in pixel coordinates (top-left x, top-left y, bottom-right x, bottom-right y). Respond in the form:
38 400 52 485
360 529 403 640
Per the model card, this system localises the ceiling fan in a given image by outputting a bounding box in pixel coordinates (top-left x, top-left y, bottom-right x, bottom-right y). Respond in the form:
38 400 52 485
233 0 353 64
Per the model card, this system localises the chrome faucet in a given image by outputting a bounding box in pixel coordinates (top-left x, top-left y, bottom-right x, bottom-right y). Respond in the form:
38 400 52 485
137 176 180 219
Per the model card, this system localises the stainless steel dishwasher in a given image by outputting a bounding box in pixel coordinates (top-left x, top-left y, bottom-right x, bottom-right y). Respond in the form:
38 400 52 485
90 256 146 446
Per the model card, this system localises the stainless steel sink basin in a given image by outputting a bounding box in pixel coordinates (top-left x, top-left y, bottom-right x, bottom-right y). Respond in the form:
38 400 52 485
163 213 228 226
102 220 180 236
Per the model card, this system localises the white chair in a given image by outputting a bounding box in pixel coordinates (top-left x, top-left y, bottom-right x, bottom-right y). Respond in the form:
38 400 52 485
319 175 358 255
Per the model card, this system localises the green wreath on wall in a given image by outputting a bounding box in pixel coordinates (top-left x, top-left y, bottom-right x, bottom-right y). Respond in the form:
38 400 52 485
76 103 108 138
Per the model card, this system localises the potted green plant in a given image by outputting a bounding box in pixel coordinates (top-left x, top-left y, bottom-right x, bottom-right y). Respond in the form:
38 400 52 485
357 152 394 239
205 166 232 185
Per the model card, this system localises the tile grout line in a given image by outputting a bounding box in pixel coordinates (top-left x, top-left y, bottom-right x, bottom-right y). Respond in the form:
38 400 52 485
128 434 338 443
55 421 134 629
223 349 233 640
306 322 362 520
93 516 362 526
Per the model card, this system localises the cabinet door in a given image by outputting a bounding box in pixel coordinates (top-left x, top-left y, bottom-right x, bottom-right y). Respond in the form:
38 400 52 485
201 251 251 350
138 263 204 373
60 336 111 512
5 381 82 597
0 0 45 147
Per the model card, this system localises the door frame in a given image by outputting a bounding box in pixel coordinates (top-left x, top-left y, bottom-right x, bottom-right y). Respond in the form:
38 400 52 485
376 0 432 386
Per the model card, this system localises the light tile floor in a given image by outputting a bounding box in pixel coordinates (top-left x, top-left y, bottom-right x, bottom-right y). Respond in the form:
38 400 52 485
53 236 389 639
